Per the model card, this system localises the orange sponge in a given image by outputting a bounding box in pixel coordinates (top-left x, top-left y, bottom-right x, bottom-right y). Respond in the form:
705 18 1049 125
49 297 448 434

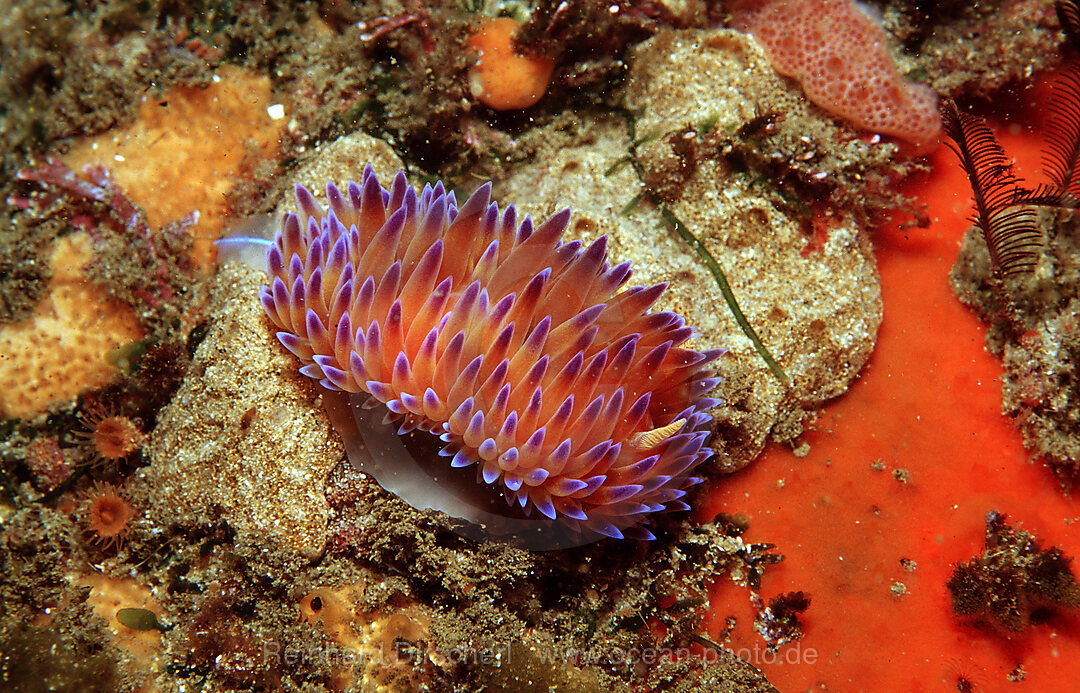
730 0 941 153
0 233 143 418
467 17 555 110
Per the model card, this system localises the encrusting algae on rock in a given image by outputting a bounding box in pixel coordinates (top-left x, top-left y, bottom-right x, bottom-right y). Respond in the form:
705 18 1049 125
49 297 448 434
728 0 942 153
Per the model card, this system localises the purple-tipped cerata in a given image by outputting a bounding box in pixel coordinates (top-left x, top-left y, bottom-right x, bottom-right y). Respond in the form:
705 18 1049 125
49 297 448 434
260 166 721 540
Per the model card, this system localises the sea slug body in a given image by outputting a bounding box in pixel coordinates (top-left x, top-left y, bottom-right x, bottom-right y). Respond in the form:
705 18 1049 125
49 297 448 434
259 166 721 540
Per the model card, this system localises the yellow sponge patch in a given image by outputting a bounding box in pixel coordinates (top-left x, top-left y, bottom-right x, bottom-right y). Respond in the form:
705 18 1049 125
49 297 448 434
65 65 286 268
0 233 142 418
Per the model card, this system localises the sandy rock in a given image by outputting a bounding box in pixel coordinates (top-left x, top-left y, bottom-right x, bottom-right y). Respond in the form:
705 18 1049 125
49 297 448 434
146 263 343 562
495 29 882 471
277 130 404 210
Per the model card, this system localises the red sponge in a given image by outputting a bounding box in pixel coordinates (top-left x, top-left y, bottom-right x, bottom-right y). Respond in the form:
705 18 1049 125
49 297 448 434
730 0 941 153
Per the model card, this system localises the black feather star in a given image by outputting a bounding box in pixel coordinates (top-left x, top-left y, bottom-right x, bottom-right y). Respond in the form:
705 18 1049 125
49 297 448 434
940 100 1043 279
1056 0 1080 53
1040 65 1080 203
940 3 1080 281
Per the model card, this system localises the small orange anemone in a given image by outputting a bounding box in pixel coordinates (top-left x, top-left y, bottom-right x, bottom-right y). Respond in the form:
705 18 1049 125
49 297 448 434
84 481 135 550
467 17 555 110
76 406 146 467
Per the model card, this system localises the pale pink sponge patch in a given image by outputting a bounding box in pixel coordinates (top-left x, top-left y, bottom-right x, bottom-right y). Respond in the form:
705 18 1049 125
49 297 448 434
259 167 721 541
730 0 942 153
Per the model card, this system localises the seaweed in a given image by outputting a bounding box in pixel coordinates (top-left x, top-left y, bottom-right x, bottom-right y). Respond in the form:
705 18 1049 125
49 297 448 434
8 156 200 334
613 110 791 385
656 203 791 385
752 591 810 651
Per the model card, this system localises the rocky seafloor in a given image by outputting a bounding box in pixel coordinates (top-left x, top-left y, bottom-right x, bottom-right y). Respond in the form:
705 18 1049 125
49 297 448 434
1 1 1073 691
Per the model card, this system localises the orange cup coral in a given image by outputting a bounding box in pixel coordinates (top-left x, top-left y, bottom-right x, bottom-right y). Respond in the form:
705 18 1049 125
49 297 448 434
84 481 136 550
76 406 147 468
467 17 555 110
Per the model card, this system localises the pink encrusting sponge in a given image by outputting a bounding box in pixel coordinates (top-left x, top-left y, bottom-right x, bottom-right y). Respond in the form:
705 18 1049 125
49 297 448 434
729 0 942 153
259 167 721 540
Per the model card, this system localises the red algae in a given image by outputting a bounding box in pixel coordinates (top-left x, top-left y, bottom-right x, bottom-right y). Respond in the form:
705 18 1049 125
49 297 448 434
700 96 1080 689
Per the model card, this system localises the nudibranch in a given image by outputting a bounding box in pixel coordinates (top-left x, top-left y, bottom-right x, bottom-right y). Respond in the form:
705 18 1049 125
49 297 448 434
237 166 720 541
